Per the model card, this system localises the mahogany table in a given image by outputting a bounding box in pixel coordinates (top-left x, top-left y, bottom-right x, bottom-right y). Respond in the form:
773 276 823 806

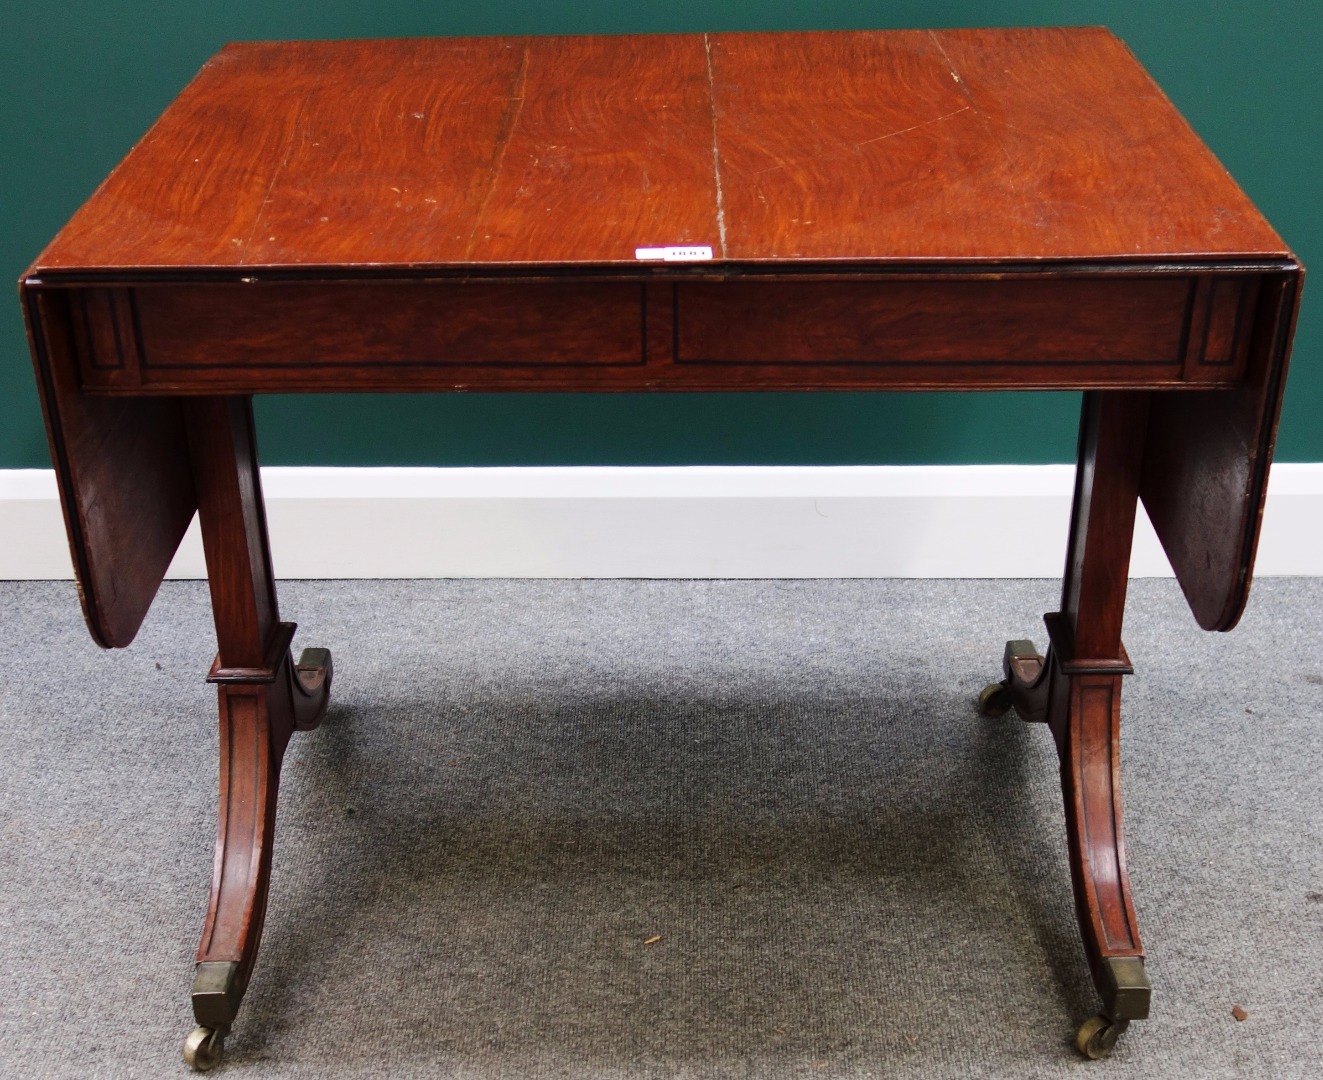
20 28 1301 1069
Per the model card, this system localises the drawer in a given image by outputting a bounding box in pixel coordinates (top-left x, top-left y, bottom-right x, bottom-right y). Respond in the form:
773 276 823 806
72 280 647 389
673 276 1254 381
67 272 1256 393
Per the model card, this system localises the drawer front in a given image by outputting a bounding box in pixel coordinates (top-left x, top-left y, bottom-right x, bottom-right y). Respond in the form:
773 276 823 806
73 281 646 389
67 273 1256 393
676 278 1191 367
672 276 1254 383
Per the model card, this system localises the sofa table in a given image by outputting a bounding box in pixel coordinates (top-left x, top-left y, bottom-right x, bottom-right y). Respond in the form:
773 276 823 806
20 28 1301 1068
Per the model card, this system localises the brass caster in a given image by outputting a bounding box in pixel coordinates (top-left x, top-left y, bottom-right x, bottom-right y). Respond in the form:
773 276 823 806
1075 1014 1129 1059
978 680 1013 718
183 1025 226 1071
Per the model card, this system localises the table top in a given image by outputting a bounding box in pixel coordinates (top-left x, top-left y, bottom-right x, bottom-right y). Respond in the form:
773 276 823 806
20 28 1303 651
31 27 1289 277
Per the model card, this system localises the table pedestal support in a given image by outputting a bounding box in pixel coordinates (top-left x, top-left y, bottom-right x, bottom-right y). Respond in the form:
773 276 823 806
176 391 1155 1065
980 391 1151 1058
181 398 332 1071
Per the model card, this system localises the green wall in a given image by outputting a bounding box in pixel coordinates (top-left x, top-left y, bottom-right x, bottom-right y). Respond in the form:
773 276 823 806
4 2 1317 468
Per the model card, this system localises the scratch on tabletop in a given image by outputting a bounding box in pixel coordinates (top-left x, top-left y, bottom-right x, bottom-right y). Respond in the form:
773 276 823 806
926 30 969 93
240 98 306 264
927 30 1020 193
703 34 728 257
855 106 972 149
750 105 972 180
465 40 530 260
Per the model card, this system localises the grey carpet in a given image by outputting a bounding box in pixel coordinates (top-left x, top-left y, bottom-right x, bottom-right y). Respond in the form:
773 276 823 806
0 578 1320 1079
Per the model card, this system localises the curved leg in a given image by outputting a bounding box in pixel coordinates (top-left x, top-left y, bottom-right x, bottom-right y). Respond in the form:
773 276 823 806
191 679 281 1042
190 648 332 1044
181 397 332 1070
1058 668 1149 1053
983 642 1149 1058
981 393 1151 1057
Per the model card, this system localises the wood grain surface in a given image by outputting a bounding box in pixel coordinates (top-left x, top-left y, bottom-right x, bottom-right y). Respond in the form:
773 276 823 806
21 289 195 647
29 28 1289 274
21 28 1301 640
17 29 1306 1055
52 268 1256 394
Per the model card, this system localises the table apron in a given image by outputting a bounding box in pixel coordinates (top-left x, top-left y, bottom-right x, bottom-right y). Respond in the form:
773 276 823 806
57 273 1261 394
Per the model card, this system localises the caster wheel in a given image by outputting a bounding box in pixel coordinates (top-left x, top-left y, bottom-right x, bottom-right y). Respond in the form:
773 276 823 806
183 1025 226 1071
1075 1014 1128 1059
978 681 1013 718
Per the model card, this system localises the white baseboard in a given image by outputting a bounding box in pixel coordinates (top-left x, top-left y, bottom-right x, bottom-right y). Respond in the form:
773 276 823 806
2 464 1321 579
